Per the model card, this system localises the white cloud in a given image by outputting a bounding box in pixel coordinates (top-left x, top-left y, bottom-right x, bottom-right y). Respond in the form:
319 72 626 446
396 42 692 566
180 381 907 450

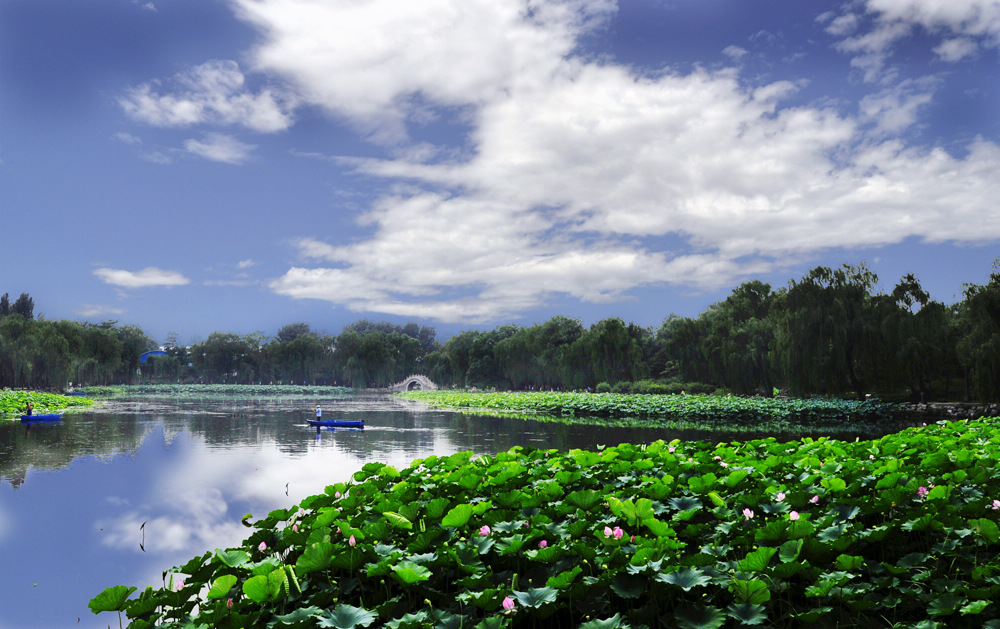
114 132 142 145
722 45 748 61
94 267 190 288
826 0 1000 79
232 0 616 142
858 79 936 134
933 36 979 60
269 47 1000 321
236 259 256 269
120 60 295 132
123 0 1000 322
76 304 125 318
183 133 256 164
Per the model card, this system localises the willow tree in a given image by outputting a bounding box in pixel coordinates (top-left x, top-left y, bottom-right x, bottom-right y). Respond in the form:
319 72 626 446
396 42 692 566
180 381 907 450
772 264 883 396
957 262 1000 401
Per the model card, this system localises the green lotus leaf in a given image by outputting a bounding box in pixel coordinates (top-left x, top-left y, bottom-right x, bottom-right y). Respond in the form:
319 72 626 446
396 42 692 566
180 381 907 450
657 567 712 591
729 578 770 604
384 511 413 529
565 489 604 511
726 602 768 625
441 504 472 528
274 606 324 625
610 573 647 599
778 539 803 563
88 585 137 614
578 613 626 629
391 561 432 584
215 549 250 568
546 566 583 589
674 604 726 629
928 593 965 617
512 586 558 608
738 546 777 572
296 541 335 573
385 610 429 629
318 604 377 629
971 518 1000 544
960 599 991 615
206 575 237 599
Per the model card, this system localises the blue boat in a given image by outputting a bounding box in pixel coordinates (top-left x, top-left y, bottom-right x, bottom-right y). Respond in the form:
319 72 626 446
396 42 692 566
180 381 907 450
307 418 365 429
21 413 64 422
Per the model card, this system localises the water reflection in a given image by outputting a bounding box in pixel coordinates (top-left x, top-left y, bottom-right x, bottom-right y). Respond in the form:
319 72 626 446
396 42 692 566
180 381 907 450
1 393 899 628
0 393 681 629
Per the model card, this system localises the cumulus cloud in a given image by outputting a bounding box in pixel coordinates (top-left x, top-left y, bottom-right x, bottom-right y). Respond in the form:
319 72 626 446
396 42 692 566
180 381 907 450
184 133 256 164
94 267 190 288
120 60 295 132
232 0 616 142
858 78 936 134
122 0 1000 322
824 0 1000 80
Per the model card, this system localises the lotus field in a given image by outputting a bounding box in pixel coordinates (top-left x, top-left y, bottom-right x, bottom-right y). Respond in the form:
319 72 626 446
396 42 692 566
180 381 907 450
92 417 1000 628
398 391 903 432
0 390 94 418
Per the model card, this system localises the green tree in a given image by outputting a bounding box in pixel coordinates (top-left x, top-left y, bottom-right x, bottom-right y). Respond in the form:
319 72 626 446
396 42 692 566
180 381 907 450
957 262 1000 401
772 264 882 396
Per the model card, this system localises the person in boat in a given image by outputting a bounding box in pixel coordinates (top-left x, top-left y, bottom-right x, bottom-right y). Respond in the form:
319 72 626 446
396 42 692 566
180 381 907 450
316 405 322 420
25 401 33 416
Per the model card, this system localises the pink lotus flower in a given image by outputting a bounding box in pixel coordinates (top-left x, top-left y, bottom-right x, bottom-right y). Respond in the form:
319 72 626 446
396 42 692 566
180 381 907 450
502 596 515 612
742 508 754 520
479 525 491 537
720 461 729 468
604 526 613 538
258 541 267 552
349 535 356 547
775 492 786 502
668 446 676 453
992 499 1000 511
227 598 233 609
918 486 929 498
613 526 624 540
538 540 548 549
292 524 298 532
335 491 342 498
790 511 800 521
175 579 185 591
810 495 819 504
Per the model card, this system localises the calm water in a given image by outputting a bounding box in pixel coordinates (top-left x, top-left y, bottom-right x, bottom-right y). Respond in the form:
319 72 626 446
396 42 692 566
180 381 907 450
0 393 685 629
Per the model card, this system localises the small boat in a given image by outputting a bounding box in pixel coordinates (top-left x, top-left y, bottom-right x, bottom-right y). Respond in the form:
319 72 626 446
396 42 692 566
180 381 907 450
21 413 64 422
307 418 365 429
63 391 88 396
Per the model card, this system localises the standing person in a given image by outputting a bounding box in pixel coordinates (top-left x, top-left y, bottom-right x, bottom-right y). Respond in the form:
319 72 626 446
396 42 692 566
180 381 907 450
315 405 322 420
25 401 33 416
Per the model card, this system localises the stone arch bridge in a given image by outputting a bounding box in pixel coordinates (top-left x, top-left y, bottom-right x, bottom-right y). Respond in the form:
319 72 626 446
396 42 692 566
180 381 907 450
390 374 438 392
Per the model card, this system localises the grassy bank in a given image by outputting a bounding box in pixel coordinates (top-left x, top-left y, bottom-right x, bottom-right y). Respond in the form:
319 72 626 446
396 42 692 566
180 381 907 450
93 417 1000 628
79 384 355 398
0 390 94 418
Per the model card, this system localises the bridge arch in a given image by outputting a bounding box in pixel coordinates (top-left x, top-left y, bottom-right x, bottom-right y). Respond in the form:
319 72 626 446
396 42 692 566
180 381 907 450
391 374 438 392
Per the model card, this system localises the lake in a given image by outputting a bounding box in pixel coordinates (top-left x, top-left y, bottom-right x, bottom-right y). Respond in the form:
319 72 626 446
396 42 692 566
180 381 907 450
1 392 686 629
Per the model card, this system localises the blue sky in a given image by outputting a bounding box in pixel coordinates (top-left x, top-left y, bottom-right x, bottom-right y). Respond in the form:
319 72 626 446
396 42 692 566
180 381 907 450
2 0 998 345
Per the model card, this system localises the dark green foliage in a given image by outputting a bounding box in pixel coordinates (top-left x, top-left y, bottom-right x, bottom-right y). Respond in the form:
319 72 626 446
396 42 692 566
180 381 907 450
93 417 1000 628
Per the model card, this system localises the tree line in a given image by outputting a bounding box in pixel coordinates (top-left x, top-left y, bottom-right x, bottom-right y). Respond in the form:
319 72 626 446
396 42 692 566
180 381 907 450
2 260 999 400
